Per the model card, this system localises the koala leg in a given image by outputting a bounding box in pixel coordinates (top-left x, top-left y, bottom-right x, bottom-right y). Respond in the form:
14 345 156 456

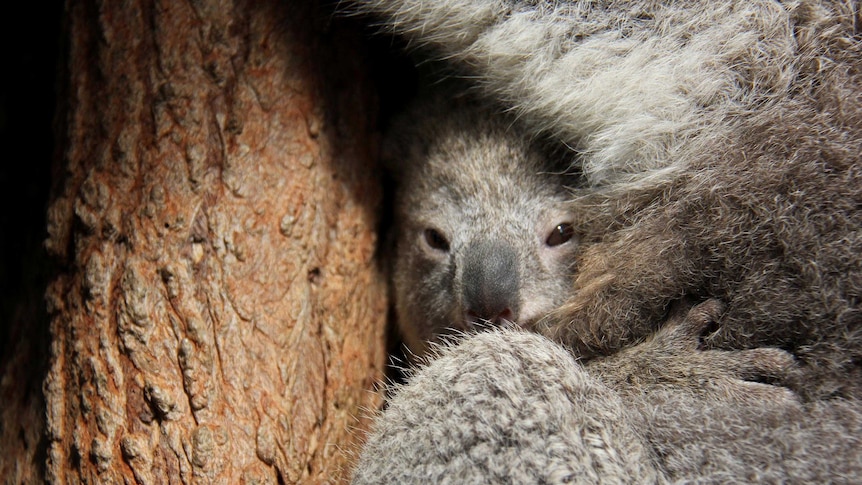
351 329 661 484
589 299 862 482
588 299 798 402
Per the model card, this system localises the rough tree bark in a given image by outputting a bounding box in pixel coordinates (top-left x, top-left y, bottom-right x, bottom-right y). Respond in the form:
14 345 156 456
10 0 387 482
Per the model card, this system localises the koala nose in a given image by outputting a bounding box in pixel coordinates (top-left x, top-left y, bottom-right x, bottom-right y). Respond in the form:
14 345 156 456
465 307 514 326
462 240 520 327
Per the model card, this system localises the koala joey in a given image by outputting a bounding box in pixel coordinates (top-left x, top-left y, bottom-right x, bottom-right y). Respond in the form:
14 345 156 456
351 0 862 482
383 90 580 356
359 0 862 401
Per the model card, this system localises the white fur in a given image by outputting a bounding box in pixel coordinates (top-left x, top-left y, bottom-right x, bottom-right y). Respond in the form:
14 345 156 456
357 0 797 187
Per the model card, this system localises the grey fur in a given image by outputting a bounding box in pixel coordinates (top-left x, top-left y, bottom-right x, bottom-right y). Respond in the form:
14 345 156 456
353 302 862 483
385 91 579 356
350 0 862 482
353 328 661 484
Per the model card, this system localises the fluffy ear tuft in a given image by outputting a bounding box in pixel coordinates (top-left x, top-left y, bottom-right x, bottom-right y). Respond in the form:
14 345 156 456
378 80 485 178
379 125 424 180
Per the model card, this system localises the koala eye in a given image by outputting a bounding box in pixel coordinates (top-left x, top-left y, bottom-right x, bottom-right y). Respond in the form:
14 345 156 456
546 223 574 247
423 228 450 251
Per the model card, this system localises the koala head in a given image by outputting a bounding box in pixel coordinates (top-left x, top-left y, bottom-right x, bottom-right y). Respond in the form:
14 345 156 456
384 93 579 356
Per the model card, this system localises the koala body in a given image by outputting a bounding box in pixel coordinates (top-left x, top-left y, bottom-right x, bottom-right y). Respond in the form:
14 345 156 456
386 92 579 356
361 0 862 398
354 305 862 484
351 0 862 482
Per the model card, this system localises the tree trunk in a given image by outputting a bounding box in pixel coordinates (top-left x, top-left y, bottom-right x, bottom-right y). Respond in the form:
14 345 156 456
37 0 387 482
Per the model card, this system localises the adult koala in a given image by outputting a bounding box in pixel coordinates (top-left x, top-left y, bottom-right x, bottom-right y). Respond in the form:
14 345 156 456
351 0 862 482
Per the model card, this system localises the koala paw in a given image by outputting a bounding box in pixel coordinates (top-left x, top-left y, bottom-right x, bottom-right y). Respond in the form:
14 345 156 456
588 299 799 405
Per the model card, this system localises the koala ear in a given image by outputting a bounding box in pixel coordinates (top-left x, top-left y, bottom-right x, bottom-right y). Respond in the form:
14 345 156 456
379 132 405 181
379 78 469 180
380 123 432 182
380 130 405 176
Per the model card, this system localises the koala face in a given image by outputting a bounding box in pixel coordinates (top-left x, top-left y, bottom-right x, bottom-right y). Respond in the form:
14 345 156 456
388 101 578 356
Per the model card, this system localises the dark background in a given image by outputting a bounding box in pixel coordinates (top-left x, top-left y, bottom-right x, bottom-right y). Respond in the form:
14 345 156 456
0 2 63 362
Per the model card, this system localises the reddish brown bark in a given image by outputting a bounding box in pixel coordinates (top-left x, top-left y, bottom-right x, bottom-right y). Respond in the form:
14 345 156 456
35 0 387 482
0 294 49 484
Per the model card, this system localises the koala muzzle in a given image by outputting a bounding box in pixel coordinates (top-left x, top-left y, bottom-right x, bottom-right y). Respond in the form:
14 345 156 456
462 240 520 326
